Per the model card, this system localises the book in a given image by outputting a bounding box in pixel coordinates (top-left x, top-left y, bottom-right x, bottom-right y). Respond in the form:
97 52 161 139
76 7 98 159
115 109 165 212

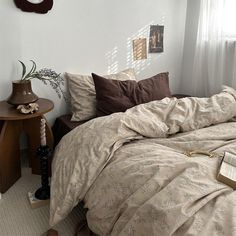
28 192 50 209
217 152 236 189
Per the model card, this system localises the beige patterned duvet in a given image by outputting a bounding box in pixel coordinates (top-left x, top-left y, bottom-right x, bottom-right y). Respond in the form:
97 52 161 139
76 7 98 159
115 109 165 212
50 87 236 236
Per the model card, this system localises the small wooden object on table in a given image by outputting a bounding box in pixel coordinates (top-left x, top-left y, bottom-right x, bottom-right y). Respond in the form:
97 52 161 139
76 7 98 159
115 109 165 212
0 98 54 193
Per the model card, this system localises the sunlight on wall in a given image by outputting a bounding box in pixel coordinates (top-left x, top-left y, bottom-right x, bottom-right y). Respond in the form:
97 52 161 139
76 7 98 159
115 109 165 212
105 23 155 75
126 23 153 75
105 11 168 78
106 46 119 74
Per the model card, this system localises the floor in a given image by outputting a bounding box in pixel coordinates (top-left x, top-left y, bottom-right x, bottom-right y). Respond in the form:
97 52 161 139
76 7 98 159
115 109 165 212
0 151 86 236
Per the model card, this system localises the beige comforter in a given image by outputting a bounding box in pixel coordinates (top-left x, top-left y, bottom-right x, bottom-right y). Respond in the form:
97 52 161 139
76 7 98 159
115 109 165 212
50 86 236 235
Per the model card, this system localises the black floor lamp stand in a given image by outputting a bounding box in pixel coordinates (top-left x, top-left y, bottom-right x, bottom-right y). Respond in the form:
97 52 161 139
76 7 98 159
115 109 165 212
34 145 51 200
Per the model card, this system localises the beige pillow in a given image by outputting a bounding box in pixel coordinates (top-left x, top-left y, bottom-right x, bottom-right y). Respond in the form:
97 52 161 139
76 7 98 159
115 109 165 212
65 68 136 121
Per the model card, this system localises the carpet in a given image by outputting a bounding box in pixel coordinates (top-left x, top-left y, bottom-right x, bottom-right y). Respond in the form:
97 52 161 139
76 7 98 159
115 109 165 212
0 157 86 236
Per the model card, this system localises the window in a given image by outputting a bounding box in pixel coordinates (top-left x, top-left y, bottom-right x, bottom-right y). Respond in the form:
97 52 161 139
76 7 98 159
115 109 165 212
222 0 236 38
200 0 236 41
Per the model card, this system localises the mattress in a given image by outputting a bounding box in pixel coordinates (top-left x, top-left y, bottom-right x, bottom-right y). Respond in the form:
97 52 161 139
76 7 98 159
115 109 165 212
51 95 190 146
52 114 86 146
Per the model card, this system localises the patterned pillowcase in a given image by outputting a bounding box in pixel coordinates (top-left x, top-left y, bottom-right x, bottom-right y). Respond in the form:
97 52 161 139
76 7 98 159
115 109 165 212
65 68 136 121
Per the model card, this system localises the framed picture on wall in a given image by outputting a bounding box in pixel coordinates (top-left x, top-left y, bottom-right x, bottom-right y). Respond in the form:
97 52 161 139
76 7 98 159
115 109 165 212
149 25 164 53
132 38 147 60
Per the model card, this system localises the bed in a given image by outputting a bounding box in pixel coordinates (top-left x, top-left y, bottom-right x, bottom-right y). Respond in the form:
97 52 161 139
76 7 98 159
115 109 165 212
49 83 236 236
49 68 236 235
52 114 85 147
51 94 190 146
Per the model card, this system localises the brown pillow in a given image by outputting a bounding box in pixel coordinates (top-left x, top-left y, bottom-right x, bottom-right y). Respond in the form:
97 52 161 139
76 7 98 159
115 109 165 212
92 72 171 116
66 68 136 121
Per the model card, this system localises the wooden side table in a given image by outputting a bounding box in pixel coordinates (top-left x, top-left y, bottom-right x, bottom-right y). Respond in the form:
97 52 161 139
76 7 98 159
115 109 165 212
0 98 54 193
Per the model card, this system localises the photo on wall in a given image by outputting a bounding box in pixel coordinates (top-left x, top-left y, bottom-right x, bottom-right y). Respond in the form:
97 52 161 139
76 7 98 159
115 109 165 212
149 25 164 53
132 38 147 60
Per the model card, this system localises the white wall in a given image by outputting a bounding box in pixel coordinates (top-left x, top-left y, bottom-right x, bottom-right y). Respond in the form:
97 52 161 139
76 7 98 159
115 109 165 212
0 0 187 123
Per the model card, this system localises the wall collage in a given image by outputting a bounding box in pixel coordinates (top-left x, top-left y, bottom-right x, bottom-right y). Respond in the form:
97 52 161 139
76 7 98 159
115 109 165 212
132 25 164 60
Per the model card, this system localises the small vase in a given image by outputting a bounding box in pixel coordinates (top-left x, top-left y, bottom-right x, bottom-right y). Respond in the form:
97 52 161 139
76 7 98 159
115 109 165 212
7 80 38 106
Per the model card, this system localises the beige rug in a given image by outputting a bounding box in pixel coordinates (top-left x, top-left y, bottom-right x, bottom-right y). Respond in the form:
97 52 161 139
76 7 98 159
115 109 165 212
0 165 86 236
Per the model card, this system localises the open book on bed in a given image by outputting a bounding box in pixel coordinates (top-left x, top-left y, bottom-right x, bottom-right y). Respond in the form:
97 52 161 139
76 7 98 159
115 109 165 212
217 152 236 189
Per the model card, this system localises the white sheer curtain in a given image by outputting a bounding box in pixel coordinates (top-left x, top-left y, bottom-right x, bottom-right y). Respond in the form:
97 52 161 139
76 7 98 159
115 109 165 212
192 0 236 96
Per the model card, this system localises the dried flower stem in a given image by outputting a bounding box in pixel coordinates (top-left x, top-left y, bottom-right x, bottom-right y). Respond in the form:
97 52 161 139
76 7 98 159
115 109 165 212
18 60 67 102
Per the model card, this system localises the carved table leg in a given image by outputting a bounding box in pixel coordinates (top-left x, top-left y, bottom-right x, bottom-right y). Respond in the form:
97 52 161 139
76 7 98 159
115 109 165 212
0 120 22 193
23 116 54 175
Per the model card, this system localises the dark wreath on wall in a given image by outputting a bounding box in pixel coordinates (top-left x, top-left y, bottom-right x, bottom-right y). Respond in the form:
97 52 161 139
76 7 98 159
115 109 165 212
14 0 53 14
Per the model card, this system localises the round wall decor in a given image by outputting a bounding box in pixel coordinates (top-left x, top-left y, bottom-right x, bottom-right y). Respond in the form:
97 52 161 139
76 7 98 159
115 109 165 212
14 0 53 14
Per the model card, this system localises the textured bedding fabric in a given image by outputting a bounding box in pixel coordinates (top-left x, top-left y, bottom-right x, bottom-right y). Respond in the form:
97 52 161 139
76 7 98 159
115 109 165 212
50 86 236 235
92 72 171 116
66 68 136 122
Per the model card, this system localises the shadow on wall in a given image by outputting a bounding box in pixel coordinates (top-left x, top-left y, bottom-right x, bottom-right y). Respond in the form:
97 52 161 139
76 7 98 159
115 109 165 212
105 19 167 77
126 22 152 75
106 46 119 74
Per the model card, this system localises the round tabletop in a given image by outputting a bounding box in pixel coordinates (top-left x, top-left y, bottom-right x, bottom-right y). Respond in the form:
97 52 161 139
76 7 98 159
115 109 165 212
0 98 54 120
